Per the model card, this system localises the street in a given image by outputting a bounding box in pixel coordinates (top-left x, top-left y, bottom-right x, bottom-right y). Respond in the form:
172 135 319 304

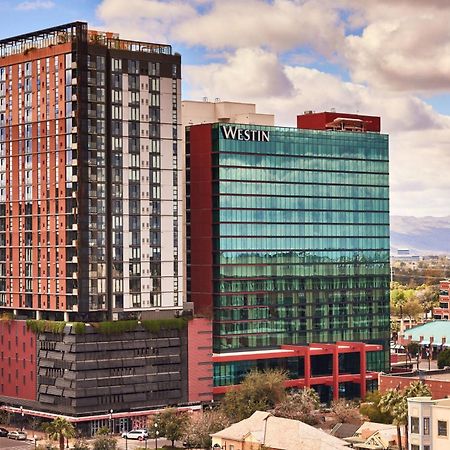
0 437 32 450
110 437 177 450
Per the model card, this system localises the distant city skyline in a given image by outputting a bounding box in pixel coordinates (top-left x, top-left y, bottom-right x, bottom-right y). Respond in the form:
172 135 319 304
1 0 449 217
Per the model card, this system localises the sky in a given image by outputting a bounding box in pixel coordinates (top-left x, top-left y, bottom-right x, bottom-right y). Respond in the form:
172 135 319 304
1 0 450 218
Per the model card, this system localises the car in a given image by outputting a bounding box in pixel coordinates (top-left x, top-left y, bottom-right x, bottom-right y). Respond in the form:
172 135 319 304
0 427 8 437
121 429 148 441
7 430 27 440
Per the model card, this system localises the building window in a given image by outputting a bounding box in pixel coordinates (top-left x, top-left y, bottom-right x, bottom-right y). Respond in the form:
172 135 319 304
438 420 448 436
424 417 430 435
424 446 430 450
411 417 419 434
410 446 419 450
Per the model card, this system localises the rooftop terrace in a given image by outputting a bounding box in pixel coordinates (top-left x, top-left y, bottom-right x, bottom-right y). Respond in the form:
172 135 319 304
0 21 172 59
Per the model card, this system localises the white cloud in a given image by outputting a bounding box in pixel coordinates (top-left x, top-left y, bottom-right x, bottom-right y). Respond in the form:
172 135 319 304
97 0 345 55
343 1 450 92
16 0 55 10
185 48 294 101
96 0 197 42
184 48 450 216
95 0 450 216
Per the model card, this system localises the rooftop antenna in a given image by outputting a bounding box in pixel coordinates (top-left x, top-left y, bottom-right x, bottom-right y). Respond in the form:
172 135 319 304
215 97 221 103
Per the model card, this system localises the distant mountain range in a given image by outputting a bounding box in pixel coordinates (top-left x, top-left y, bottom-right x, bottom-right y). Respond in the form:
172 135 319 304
390 215 450 255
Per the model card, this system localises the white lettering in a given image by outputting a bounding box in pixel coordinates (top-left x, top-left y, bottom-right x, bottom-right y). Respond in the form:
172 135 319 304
220 126 270 142
221 126 238 139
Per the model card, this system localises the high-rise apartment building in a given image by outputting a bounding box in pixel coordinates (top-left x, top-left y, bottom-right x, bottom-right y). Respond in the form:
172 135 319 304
0 23 189 432
0 22 182 322
186 109 390 401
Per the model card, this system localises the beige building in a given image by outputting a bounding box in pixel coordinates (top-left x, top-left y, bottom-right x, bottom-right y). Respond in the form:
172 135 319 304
182 100 275 127
211 411 349 450
408 396 450 450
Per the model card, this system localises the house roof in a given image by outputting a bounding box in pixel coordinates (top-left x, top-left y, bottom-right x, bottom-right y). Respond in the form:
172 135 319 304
330 423 361 439
212 411 349 450
405 320 450 343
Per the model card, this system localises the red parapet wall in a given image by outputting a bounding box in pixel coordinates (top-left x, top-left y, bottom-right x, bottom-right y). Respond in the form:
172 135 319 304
297 111 381 132
187 317 213 402
0 320 37 401
380 373 450 399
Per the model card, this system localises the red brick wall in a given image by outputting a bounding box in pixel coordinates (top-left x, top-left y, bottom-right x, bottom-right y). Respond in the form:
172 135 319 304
0 320 37 400
187 317 213 402
380 374 450 399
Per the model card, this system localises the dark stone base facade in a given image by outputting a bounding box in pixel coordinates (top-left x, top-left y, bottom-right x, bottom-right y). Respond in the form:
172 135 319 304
1 321 188 417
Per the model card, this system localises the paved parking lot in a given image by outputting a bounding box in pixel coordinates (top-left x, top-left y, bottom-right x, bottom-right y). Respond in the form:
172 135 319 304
0 437 32 450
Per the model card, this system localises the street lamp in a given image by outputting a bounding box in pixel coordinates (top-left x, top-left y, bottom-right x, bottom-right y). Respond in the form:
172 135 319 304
109 409 113 434
20 406 24 431
155 423 159 450
33 434 37 449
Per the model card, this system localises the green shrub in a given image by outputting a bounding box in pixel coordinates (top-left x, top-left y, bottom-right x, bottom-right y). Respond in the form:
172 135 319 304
438 348 450 369
94 320 139 335
141 318 187 333
26 320 66 334
73 322 86 335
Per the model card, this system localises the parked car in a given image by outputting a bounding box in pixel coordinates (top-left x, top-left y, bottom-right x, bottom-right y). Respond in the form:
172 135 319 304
121 429 148 441
7 430 27 440
0 427 8 437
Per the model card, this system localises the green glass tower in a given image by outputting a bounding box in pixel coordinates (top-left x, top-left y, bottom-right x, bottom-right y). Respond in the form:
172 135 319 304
187 112 390 395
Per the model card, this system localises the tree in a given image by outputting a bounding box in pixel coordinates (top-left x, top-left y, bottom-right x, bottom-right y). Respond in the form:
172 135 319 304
220 369 287 422
330 399 361 424
379 381 431 450
406 342 420 369
378 389 405 450
402 299 423 323
183 410 230 449
155 408 190 447
44 417 76 450
272 388 321 425
360 391 393 424
92 435 117 450
415 284 439 316
437 348 450 369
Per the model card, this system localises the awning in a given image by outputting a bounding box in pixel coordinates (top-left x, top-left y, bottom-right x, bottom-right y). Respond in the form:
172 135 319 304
420 340 430 345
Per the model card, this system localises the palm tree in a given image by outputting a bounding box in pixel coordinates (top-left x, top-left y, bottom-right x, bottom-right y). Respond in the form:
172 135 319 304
379 381 432 450
45 417 76 450
403 381 432 449
378 389 405 450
